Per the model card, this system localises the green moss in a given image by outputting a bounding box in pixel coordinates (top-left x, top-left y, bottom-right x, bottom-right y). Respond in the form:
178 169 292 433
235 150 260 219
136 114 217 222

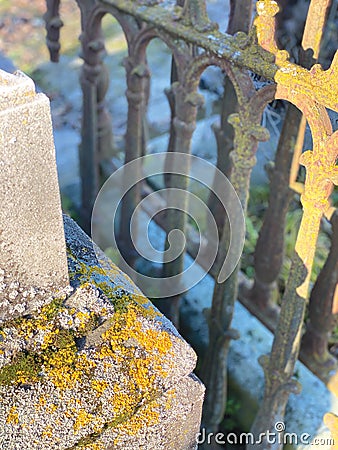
66 247 159 317
0 351 42 386
42 297 65 321
55 328 77 350
0 297 64 336
0 296 90 387
0 328 78 387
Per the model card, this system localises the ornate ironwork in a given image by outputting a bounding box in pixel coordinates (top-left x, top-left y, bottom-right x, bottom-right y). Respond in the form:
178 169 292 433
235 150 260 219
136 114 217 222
44 0 338 444
249 1 338 447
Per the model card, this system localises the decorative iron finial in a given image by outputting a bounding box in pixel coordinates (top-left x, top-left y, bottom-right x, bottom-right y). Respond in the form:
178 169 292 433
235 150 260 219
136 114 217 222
178 0 218 32
254 0 279 54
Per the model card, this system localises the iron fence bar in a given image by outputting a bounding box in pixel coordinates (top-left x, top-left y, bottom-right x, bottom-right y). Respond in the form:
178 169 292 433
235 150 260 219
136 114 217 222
247 0 327 327
207 0 248 233
301 210 338 381
249 103 302 326
44 0 62 62
118 39 151 266
160 82 204 327
200 63 275 434
76 2 110 232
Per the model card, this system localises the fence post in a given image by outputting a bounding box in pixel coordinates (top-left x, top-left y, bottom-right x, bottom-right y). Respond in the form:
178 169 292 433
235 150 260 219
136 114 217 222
160 82 203 327
248 104 302 324
118 50 150 267
200 65 274 436
76 0 115 232
248 0 330 327
208 0 252 232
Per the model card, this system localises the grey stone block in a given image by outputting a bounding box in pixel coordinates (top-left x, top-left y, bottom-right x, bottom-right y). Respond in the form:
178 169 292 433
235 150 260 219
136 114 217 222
0 69 69 323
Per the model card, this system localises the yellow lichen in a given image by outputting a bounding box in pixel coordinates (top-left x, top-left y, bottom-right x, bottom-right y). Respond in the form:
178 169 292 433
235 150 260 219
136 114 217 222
46 403 58 414
74 409 95 433
82 442 105 450
41 327 59 350
45 349 96 390
101 304 172 357
165 388 176 410
114 400 160 443
6 406 19 425
45 347 79 390
36 396 47 409
76 311 92 332
100 303 173 404
0 330 6 339
111 384 141 416
91 379 108 395
41 425 53 439
86 302 173 436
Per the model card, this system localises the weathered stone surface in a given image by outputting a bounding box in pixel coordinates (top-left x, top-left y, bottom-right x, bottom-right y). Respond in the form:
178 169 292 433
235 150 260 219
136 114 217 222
96 374 204 450
0 216 204 449
0 69 69 322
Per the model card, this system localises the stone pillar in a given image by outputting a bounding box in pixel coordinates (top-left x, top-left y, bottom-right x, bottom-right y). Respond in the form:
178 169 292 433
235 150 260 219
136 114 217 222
0 69 69 322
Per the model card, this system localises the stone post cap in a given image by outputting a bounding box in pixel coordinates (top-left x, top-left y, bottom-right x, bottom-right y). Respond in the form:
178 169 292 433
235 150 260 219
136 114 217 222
0 69 69 323
0 70 36 110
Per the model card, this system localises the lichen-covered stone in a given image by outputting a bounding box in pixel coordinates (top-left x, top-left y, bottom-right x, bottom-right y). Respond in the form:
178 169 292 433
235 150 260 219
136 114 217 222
0 216 204 449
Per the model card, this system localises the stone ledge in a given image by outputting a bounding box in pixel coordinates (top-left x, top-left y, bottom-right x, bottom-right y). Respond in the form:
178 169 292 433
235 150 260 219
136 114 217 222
0 216 204 450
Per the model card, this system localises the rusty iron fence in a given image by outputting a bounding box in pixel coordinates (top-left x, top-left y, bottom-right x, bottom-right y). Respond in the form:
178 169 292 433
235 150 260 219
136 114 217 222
45 0 338 447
